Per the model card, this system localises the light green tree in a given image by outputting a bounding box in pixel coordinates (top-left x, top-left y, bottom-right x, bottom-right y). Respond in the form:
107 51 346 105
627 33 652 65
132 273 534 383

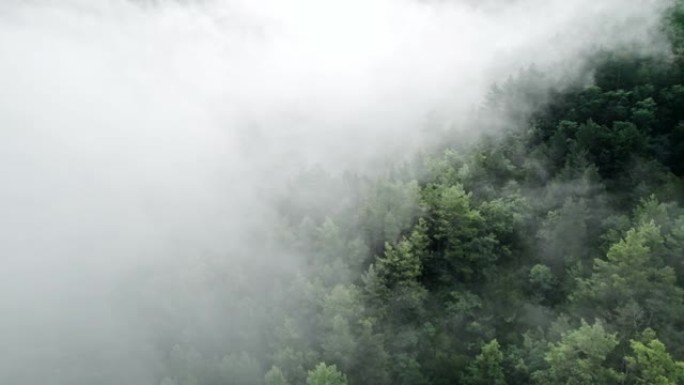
532 320 621 385
306 363 348 385
625 330 684 385
376 218 428 287
466 339 507 385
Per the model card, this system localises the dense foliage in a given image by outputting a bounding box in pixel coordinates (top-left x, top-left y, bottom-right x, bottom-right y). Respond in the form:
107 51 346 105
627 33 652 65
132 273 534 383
159 3 684 385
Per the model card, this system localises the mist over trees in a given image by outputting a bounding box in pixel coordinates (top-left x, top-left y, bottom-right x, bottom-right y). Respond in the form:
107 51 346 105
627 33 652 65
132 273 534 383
157 3 684 385
1 0 684 384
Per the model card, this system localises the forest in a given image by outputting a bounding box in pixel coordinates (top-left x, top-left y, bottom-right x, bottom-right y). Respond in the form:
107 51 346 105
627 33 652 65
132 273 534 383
154 2 684 385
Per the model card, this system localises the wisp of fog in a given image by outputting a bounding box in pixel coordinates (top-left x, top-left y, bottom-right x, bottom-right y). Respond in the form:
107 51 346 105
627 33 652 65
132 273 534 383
0 0 672 383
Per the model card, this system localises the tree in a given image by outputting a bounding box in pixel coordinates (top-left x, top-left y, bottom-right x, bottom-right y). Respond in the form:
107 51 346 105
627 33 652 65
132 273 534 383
218 353 262 385
537 198 590 273
374 220 429 323
625 329 684 385
375 219 428 287
422 184 492 284
349 319 390 385
306 363 348 385
466 339 507 385
532 320 621 385
528 264 556 295
572 220 683 338
265 366 290 385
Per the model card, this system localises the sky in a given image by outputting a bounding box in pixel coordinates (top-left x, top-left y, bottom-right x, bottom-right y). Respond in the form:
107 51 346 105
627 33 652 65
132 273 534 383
0 0 673 383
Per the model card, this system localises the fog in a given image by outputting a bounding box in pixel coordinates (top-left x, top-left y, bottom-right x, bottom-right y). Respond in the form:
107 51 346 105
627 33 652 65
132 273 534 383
0 0 672 383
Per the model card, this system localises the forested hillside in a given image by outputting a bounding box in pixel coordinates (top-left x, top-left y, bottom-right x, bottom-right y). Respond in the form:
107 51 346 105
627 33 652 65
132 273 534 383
159 2 684 385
